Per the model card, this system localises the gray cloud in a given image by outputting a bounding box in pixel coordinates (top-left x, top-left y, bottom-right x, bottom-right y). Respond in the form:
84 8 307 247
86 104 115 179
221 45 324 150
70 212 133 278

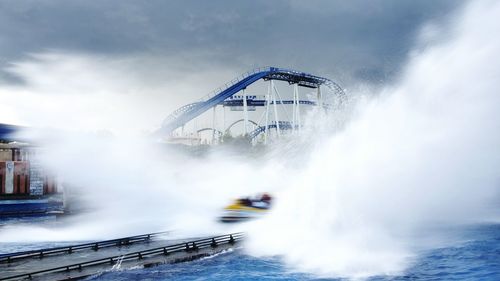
0 0 462 87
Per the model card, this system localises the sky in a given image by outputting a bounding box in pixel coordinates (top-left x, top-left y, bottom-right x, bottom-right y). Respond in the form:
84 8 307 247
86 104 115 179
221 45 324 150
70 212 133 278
0 0 464 133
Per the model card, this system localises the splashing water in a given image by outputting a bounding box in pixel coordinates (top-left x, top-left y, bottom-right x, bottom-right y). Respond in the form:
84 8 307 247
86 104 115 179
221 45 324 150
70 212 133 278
245 1 500 278
0 1 499 280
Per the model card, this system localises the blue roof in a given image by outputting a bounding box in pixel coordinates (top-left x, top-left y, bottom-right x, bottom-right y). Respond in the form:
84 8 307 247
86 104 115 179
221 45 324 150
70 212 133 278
0 123 25 141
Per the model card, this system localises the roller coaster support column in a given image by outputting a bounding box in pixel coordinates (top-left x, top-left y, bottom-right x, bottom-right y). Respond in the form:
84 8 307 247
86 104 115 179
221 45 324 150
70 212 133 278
212 106 217 144
222 105 226 138
264 81 271 144
293 84 301 134
243 88 249 135
272 80 281 138
317 85 323 108
273 83 291 131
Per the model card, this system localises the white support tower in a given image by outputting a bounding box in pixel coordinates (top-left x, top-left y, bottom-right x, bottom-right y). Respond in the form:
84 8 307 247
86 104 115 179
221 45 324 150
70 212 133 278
317 85 323 109
273 83 291 125
264 80 271 144
212 105 217 144
242 88 249 135
222 105 226 137
271 80 281 138
292 83 301 134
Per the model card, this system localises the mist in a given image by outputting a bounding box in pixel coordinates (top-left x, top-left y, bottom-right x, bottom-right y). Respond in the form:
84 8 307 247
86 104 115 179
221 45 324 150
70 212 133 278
0 52 241 135
246 0 500 278
0 0 499 280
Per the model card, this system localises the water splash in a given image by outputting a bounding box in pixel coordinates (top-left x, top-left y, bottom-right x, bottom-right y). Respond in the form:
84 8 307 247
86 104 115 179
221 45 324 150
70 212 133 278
245 1 500 278
0 1 499 280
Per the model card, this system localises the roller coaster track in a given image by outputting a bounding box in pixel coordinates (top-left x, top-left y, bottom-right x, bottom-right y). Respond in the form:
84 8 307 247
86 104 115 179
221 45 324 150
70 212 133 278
197 127 223 136
157 67 344 136
249 121 294 140
225 119 259 134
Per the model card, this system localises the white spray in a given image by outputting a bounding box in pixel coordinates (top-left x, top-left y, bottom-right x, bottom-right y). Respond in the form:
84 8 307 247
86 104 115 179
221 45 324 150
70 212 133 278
0 1 499 279
245 1 500 278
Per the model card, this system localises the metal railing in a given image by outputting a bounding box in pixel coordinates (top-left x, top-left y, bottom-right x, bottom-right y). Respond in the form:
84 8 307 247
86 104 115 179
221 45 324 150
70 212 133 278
193 66 337 104
248 121 295 140
196 67 273 104
161 102 203 126
161 67 271 126
0 232 243 281
159 67 273 132
0 231 169 264
178 66 342 108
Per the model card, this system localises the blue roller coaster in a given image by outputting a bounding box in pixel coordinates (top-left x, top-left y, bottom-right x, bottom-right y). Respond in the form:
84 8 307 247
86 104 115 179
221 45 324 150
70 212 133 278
156 67 345 140
0 67 345 144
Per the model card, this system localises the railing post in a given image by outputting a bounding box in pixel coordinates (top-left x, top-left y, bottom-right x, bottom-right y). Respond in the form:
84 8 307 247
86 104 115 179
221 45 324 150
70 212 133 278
210 238 218 248
192 242 198 251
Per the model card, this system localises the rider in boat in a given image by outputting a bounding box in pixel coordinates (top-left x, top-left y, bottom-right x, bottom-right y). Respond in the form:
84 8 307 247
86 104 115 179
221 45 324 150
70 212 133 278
219 193 273 223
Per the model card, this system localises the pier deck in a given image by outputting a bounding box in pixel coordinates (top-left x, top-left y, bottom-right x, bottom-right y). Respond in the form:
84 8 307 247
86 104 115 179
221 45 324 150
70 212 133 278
0 232 243 281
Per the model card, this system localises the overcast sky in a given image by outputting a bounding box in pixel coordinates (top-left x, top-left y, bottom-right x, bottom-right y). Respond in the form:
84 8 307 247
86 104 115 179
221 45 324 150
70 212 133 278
0 0 463 85
0 0 465 132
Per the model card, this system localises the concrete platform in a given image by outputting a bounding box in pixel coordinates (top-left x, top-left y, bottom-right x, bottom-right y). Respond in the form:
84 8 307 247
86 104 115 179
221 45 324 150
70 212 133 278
0 233 242 281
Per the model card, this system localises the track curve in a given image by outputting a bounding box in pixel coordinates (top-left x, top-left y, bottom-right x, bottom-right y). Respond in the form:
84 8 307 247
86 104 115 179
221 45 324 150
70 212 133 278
156 67 344 136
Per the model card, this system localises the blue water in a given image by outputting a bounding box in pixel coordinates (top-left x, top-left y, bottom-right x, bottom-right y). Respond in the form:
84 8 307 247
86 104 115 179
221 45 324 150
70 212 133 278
85 224 500 281
0 217 498 280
